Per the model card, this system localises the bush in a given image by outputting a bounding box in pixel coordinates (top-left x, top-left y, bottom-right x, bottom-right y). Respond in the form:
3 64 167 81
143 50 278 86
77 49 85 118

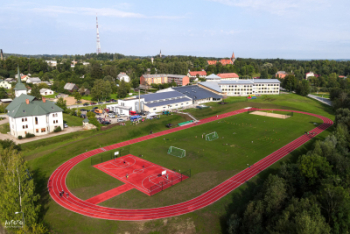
25 133 35 138
0 139 21 151
54 126 62 132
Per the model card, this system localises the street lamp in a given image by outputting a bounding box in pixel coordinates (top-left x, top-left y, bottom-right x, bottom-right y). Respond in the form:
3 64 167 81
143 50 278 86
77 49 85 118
15 211 24 228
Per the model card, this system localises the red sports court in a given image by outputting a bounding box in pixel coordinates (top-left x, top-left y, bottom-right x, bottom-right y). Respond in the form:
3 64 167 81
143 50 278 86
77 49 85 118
93 154 189 196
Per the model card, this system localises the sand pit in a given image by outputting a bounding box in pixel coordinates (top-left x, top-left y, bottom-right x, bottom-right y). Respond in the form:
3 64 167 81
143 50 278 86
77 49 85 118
249 111 291 119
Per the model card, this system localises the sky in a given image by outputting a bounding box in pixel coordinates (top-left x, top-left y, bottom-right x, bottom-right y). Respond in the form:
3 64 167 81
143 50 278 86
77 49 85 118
0 0 349 59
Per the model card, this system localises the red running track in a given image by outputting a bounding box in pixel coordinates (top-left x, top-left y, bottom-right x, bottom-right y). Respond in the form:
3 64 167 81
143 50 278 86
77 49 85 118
48 108 333 221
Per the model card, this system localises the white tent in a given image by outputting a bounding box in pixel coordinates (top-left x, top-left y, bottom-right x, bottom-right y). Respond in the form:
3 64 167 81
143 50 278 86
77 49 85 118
146 112 158 119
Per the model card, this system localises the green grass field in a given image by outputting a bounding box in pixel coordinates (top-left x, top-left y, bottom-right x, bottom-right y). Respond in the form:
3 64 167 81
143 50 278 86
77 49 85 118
23 93 335 234
63 113 83 126
66 112 321 209
43 92 57 98
0 123 10 134
311 92 330 99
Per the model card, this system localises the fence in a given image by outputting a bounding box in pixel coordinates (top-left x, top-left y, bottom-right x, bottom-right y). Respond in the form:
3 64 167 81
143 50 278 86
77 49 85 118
149 169 191 196
91 153 113 166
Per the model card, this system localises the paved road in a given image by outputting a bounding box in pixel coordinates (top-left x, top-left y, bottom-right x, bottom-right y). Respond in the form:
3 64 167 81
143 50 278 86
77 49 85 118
308 94 332 106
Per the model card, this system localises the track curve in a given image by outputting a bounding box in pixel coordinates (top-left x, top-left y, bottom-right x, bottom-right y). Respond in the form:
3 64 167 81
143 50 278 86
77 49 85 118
48 108 333 221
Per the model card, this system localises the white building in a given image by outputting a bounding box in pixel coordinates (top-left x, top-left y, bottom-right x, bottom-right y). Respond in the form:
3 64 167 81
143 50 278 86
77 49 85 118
199 79 280 96
117 72 130 83
106 97 144 116
26 77 42 84
83 62 90 66
0 79 12 89
6 69 63 138
306 72 315 80
205 74 221 82
40 88 54 96
45 60 57 67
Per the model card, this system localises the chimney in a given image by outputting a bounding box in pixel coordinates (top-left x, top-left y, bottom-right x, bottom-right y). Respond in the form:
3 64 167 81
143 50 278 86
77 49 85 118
25 99 30 104
42 97 46 103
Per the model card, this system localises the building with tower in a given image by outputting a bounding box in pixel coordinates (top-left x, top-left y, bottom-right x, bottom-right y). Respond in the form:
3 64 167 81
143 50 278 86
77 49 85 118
6 68 63 138
159 50 162 58
207 52 236 66
0 49 3 60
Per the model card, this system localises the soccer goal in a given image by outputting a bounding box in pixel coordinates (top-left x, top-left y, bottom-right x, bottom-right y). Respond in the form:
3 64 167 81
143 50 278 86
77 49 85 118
168 146 186 158
205 131 219 141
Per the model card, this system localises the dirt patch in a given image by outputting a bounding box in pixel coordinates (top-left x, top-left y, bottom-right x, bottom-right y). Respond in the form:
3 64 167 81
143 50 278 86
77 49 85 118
250 111 291 119
63 96 90 106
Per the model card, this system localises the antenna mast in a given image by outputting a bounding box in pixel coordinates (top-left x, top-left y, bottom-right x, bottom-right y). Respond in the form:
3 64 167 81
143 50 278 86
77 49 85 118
96 14 101 54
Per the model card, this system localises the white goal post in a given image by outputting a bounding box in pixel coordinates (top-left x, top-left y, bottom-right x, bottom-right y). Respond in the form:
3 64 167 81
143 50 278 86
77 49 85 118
167 146 186 158
205 131 219 141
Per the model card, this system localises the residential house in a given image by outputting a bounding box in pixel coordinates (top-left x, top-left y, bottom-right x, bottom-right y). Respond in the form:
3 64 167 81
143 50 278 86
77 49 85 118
117 72 130 83
140 74 189 86
207 53 235 66
187 70 207 79
5 78 16 83
306 72 316 80
40 88 54 96
21 75 30 82
0 79 12 89
64 83 78 92
45 60 57 67
26 77 41 84
275 71 288 79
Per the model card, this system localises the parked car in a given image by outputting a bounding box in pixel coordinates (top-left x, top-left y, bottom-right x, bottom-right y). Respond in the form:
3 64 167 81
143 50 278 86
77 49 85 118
106 100 111 103
83 103 89 106
80 109 87 111
117 119 125 122
64 123 68 128
120 113 126 116
90 102 96 105
104 108 110 113
98 101 103 104
94 109 103 114
108 113 115 118
101 121 111 125
92 107 98 110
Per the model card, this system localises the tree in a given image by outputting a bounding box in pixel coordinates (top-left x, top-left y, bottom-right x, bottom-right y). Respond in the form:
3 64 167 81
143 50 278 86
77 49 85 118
118 80 128 98
56 97 67 112
0 87 8 99
31 85 42 99
0 147 43 232
73 92 82 103
91 79 105 101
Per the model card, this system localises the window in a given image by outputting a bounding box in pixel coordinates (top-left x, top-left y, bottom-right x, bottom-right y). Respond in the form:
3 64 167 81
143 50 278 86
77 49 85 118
36 129 39 133
56 120 58 123
41 128 46 133
53 120 55 124
181 103 183 105
35 117 38 125
153 108 156 111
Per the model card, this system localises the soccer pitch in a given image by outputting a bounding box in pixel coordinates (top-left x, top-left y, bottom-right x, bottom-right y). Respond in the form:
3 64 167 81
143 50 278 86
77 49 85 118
67 112 322 209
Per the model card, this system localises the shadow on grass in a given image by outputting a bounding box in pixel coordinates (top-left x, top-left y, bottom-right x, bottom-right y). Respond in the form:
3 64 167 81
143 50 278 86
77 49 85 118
32 168 52 229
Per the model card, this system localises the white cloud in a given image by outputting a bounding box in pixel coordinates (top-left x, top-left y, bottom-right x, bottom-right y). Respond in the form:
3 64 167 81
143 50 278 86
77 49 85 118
28 5 185 19
210 0 328 15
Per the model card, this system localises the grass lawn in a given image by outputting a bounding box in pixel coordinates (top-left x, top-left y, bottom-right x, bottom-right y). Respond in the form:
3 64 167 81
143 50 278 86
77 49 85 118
23 93 335 234
0 123 10 134
43 92 57 98
63 113 83 126
311 92 330 99
67 112 321 210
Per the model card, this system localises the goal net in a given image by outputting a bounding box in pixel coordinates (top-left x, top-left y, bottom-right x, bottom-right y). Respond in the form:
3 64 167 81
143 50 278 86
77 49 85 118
167 146 186 158
205 131 219 141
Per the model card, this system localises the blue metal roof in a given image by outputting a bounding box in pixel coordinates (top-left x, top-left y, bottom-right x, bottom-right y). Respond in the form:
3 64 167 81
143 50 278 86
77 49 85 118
198 82 222 92
140 91 185 102
145 97 192 108
174 85 222 100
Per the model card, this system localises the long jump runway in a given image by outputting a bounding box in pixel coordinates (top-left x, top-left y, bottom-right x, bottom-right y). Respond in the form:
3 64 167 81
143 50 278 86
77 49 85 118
48 108 333 221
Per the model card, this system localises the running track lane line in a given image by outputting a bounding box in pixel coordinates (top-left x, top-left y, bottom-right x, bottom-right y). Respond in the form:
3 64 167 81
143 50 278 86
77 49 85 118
48 108 333 221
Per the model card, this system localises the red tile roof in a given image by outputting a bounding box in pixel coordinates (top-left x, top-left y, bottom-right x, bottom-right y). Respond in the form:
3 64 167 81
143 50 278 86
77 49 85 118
219 59 233 65
207 60 217 65
217 73 239 78
189 71 207 76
